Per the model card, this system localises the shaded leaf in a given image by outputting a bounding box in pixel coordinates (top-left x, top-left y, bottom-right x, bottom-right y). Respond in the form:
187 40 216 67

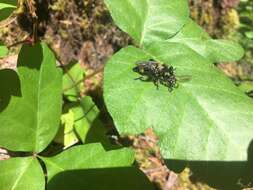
42 143 134 181
47 167 153 190
0 157 44 190
104 43 253 161
0 0 16 21
63 62 85 102
0 43 62 153
0 69 20 111
72 96 100 143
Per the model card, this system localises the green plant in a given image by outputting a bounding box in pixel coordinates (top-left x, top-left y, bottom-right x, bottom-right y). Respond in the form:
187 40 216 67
0 0 253 189
0 43 135 190
103 0 253 161
237 0 253 66
0 42 8 57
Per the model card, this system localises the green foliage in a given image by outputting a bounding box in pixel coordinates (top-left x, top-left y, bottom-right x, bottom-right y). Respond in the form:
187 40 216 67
55 96 100 146
42 143 134 181
103 0 253 161
104 0 189 46
0 43 62 152
0 43 134 189
0 1 252 189
0 0 16 21
237 0 253 65
63 62 85 102
55 109 79 147
0 157 44 190
168 19 244 63
47 167 153 190
71 96 100 143
0 43 8 57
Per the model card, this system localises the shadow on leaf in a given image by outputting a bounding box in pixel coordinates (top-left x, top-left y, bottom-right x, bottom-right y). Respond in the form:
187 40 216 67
0 69 21 111
18 43 43 69
166 140 253 190
47 167 154 190
0 8 15 21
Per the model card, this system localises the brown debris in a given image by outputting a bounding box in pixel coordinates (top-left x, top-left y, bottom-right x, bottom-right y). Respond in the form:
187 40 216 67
129 128 178 190
0 148 10 160
0 55 18 70
45 0 131 68
218 62 253 81
189 0 240 38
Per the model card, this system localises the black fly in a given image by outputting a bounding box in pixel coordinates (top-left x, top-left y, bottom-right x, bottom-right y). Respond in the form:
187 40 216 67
133 59 178 91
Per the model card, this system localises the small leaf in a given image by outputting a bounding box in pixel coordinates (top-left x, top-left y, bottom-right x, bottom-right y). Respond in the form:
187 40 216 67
168 20 244 62
63 62 85 102
104 43 253 161
72 96 100 143
42 143 134 181
104 0 189 46
0 43 8 57
0 43 62 153
54 110 79 148
0 69 20 112
0 157 44 190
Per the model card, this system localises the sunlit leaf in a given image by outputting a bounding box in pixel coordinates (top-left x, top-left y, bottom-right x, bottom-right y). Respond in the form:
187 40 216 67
0 43 62 153
104 43 253 161
105 0 189 46
0 157 44 190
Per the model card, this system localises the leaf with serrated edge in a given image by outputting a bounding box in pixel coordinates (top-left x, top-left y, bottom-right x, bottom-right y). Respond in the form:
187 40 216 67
0 43 62 153
0 157 44 190
104 43 253 161
42 143 134 181
104 0 189 46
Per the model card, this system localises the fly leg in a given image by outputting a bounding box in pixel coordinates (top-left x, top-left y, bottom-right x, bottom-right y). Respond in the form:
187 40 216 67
135 76 151 81
153 79 159 90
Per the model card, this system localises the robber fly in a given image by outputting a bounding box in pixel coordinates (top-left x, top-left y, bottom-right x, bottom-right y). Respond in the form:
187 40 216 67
133 59 191 91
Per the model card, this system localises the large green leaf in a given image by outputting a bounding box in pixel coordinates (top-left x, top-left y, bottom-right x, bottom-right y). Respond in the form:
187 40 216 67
104 0 189 46
0 157 44 190
103 43 253 161
42 143 134 181
0 43 62 153
167 20 244 62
